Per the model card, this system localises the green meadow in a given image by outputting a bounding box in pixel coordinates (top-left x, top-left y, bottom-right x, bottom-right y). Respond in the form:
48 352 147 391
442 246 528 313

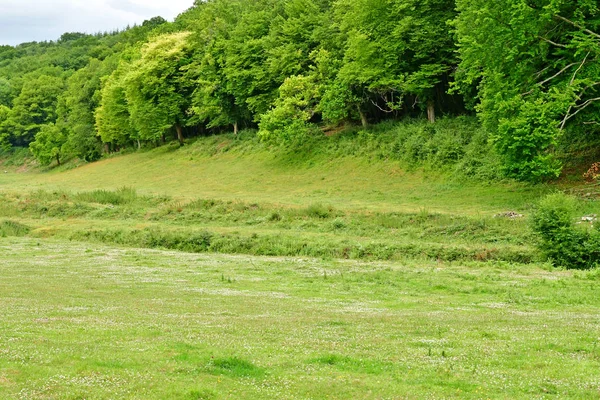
1 134 599 399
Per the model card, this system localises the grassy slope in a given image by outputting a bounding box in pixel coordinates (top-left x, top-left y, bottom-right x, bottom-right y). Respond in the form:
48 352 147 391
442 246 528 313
1 138 549 215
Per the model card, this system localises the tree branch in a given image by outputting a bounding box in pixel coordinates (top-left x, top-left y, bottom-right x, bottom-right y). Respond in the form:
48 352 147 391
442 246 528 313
554 15 600 40
560 96 600 129
538 36 568 48
538 62 578 87
523 62 579 95
534 64 553 78
572 96 600 110
412 96 419 108
569 52 589 86
370 99 395 113
578 82 600 96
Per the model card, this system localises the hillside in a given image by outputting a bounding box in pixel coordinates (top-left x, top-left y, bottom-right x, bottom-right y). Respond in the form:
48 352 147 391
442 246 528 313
1 0 598 183
1 126 598 263
1 132 549 215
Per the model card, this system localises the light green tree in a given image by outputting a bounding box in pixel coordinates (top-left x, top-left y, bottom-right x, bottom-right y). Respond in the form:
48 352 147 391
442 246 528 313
95 62 137 149
124 32 195 145
258 75 320 143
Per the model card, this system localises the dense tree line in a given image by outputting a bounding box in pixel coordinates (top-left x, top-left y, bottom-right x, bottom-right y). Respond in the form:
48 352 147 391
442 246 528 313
0 0 598 180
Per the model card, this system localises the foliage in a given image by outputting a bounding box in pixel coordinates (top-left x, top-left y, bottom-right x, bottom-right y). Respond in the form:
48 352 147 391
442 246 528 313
124 32 195 144
494 93 565 180
0 0 598 181
531 193 600 269
0 78 11 106
29 123 67 166
0 105 10 149
454 0 600 179
258 75 320 143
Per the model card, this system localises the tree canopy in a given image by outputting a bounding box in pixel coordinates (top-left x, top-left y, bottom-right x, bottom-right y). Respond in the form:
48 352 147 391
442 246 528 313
0 0 597 180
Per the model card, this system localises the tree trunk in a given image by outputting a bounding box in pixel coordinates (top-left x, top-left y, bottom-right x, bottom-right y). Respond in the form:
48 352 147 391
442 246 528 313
357 106 368 128
56 154 60 166
104 143 110 154
137 139 141 150
175 124 184 146
427 100 436 124
233 121 238 136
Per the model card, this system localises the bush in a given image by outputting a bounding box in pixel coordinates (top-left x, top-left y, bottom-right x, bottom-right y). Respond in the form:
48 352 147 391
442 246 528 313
531 193 600 269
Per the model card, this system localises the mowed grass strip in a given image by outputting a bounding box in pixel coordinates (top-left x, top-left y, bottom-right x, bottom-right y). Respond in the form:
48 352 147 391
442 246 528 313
1 237 599 399
0 188 537 264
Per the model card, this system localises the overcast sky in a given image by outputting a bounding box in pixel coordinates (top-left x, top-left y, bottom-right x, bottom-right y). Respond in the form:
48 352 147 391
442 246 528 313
0 0 195 46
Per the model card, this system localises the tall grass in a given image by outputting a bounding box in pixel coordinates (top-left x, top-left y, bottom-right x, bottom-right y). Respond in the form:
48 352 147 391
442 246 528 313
75 187 138 205
0 220 30 237
0 187 536 263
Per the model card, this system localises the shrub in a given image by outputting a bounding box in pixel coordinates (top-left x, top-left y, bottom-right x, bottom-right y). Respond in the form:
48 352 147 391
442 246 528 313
531 193 600 269
583 162 600 182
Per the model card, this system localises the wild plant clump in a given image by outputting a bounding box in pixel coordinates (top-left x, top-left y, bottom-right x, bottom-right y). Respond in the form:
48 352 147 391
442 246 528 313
583 162 600 182
0 220 30 237
531 193 600 269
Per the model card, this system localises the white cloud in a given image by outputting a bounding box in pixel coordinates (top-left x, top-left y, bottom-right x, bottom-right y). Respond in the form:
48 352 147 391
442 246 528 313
0 0 194 46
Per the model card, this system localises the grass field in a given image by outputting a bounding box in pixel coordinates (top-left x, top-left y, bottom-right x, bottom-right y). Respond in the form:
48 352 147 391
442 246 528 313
1 133 599 399
2 237 600 399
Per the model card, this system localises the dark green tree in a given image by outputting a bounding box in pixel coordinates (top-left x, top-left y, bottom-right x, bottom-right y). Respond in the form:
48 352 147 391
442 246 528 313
454 0 600 179
327 0 457 125
29 123 67 166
